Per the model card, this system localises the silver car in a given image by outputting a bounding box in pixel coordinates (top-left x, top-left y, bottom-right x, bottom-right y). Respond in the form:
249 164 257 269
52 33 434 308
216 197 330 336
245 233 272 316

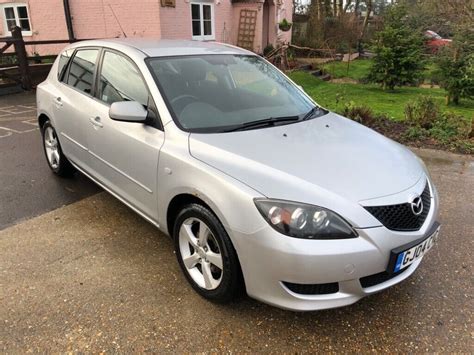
37 39 440 311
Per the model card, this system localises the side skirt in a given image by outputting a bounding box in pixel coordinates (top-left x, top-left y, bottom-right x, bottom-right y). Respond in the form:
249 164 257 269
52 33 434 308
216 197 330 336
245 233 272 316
69 160 163 231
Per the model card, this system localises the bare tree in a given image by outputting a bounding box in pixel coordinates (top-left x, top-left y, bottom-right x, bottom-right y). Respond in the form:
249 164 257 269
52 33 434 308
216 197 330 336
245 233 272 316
354 0 361 15
337 0 344 16
343 0 353 12
317 0 324 20
360 0 373 39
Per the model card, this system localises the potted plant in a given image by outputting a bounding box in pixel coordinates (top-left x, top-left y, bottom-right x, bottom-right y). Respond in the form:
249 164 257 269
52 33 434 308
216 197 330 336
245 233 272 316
278 18 292 32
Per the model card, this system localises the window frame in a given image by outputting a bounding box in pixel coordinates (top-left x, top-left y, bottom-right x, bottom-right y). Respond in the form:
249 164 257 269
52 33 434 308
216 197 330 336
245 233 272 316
190 2 215 41
1 3 32 36
95 48 151 108
61 46 101 98
58 46 163 130
57 49 75 81
95 48 163 130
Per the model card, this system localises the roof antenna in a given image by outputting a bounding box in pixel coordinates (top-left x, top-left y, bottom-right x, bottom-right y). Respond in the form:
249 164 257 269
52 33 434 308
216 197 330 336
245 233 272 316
108 4 127 38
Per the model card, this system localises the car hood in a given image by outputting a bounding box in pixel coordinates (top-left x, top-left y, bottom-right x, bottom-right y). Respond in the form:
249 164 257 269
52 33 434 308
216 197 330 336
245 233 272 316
189 113 423 204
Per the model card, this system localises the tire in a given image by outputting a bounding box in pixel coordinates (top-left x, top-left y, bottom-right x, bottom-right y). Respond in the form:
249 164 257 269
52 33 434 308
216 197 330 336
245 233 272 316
41 121 75 177
173 203 244 303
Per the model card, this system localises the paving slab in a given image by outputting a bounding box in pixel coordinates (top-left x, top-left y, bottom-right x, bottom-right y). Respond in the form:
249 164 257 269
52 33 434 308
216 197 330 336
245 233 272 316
0 149 472 352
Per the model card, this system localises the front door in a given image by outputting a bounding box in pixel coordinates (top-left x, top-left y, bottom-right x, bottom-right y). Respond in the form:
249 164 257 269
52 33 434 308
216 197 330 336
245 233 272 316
87 49 164 221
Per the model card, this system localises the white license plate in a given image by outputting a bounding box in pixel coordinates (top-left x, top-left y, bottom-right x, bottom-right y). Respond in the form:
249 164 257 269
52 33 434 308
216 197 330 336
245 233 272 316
393 227 440 272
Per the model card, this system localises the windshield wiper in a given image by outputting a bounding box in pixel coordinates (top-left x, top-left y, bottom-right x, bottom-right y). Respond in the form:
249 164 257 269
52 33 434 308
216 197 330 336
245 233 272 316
302 106 327 121
222 116 300 132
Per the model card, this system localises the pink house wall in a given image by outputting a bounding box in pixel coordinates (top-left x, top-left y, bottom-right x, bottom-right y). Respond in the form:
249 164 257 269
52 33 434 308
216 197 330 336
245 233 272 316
0 0 70 54
69 0 161 40
0 0 162 54
0 0 292 55
160 0 235 44
231 0 292 53
278 0 293 44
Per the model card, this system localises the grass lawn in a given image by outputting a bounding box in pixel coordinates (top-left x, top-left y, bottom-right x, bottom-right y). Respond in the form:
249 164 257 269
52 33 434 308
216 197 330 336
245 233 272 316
322 59 372 81
288 71 474 121
321 58 438 84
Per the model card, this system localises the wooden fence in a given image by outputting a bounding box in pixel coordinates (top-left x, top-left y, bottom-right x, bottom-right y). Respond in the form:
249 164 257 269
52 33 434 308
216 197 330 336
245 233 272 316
0 26 80 91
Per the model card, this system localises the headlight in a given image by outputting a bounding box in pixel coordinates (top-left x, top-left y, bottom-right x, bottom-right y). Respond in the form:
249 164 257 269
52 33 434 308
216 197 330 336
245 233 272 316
254 199 357 239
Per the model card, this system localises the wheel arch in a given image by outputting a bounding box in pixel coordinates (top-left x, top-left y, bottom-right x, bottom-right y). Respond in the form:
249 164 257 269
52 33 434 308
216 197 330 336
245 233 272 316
166 193 219 239
166 191 247 294
38 113 50 131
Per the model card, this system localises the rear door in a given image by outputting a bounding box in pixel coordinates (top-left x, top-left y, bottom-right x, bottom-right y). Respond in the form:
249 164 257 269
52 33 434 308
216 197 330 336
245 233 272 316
86 49 164 220
53 48 100 170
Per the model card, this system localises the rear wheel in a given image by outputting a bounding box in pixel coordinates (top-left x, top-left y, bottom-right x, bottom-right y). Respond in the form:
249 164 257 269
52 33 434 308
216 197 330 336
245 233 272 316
41 121 75 177
173 203 244 303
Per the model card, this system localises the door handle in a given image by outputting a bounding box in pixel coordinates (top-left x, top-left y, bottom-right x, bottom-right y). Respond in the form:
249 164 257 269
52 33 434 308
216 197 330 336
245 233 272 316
54 96 63 107
89 116 103 128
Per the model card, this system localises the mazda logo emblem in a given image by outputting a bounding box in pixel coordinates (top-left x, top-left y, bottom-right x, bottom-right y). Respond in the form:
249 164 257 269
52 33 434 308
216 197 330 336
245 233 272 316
409 195 423 216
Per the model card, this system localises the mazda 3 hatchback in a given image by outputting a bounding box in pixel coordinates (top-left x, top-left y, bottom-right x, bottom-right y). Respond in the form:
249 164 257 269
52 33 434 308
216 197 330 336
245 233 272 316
37 39 440 311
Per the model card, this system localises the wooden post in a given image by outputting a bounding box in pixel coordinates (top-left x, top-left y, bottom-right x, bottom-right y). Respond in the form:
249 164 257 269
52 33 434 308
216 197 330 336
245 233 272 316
11 26 32 90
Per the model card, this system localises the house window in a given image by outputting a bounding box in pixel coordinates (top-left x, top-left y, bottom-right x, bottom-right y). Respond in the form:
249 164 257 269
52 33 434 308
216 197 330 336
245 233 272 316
1 4 32 36
191 2 215 41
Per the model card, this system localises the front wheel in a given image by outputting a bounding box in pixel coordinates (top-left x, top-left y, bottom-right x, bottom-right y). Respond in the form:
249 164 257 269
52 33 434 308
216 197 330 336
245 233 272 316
41 121 75 177
173 203 244 303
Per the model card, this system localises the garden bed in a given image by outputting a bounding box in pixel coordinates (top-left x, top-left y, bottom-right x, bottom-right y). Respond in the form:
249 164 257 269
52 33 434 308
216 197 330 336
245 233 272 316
288 70 474 155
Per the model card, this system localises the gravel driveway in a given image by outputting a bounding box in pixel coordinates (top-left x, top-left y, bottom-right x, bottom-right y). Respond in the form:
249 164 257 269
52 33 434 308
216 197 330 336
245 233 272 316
0 143 472 352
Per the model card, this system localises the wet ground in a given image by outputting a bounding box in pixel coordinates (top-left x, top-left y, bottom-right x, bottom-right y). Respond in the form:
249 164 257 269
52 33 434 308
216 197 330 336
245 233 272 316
1 146 472 352
0 92 100 230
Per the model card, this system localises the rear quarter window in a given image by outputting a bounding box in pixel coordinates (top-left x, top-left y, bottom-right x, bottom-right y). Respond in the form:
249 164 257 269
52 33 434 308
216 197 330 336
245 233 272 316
57 49 74 81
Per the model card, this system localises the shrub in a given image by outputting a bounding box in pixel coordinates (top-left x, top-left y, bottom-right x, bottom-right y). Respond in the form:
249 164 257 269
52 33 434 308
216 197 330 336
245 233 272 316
404 126 429 140
367 6 425 90
434 27 474 105
430 112 472 142
341 101 375 124
263 44 275 57
404 96 440 129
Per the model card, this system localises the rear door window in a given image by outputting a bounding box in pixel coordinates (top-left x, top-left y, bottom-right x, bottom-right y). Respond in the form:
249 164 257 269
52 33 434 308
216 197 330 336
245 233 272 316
65 49 99 95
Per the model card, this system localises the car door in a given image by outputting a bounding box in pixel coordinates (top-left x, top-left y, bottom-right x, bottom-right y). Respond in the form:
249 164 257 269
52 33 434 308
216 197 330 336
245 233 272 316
86 49 164 221
53 48 100 170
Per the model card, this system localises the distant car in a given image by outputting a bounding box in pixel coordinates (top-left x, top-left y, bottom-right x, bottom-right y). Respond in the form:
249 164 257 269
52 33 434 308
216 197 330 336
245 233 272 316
37 39 440 311
424 30 452 53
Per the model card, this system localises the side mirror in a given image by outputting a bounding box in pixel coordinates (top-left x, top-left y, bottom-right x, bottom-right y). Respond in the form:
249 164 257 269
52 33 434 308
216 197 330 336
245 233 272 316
109 101 147 123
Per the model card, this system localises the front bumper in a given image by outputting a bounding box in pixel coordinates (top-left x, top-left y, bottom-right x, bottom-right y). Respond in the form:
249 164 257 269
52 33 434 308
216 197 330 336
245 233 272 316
231 207 439 311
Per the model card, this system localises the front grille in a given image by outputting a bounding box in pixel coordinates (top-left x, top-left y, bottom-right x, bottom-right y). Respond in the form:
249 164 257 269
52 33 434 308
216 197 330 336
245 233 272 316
364 182 431 231
282 281 339 295
360 267 409 288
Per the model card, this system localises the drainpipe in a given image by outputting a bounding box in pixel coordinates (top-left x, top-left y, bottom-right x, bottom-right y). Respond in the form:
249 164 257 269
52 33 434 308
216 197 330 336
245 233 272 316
63 0 75 42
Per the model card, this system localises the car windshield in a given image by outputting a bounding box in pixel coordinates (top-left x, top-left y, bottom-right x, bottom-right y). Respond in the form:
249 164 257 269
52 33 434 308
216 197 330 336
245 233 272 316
147 55 323 133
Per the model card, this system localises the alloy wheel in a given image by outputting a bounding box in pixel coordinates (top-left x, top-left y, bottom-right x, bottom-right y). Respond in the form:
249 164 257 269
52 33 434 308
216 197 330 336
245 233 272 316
44 126 60 169
178 217 224 290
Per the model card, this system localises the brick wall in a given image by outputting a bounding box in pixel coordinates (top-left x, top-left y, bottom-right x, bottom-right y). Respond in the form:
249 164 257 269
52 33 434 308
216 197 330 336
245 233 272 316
69 0 161 40
160 0 234 44
0 0 292 55
0 0 70 54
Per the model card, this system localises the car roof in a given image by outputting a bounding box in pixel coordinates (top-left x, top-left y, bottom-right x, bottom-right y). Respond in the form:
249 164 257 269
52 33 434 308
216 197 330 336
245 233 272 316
68 38 253 57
